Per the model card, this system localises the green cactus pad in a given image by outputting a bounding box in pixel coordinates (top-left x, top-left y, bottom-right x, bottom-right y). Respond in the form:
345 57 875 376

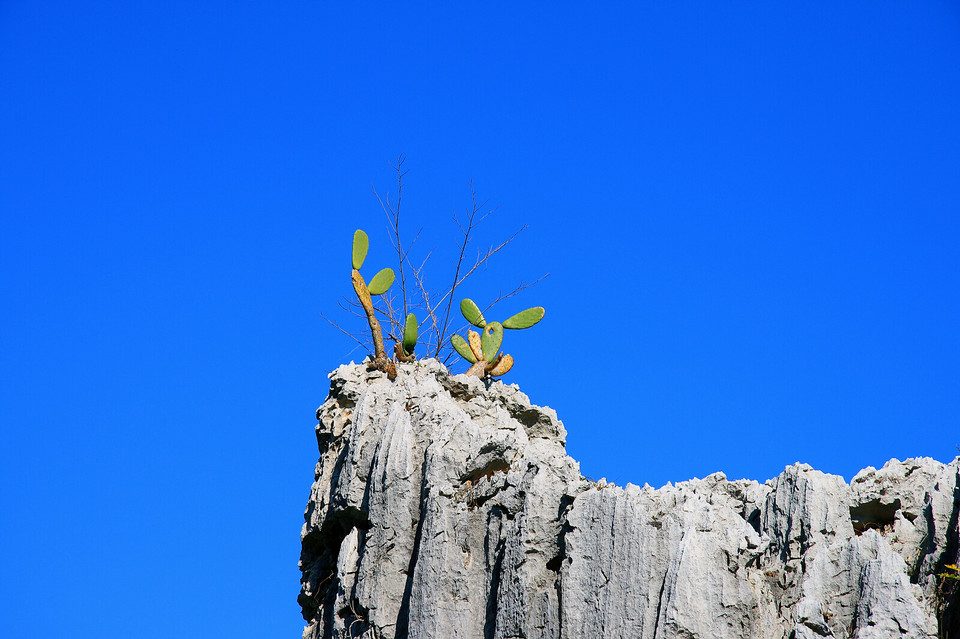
460 298 486 328
451 334 477 363
367 268 395 295
352 229 369 270
502 306 545 329
402 313 418 356
481 321 503 363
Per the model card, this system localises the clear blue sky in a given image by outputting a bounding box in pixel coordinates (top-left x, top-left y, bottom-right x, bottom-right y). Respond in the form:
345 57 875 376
2 2 958 637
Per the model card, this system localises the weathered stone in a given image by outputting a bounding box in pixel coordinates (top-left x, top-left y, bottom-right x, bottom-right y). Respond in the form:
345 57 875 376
299 360 960 639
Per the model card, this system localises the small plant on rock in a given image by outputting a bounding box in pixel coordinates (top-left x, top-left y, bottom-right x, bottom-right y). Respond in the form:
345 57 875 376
395 311 418 363
349 229 419 377
349 230 399 378
324 158 546 377
450 298 544 378
940 564 959 583
936 563 959 635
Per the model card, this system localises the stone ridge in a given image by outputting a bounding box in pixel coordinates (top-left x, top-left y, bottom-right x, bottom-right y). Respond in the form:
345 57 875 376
298 360 960 639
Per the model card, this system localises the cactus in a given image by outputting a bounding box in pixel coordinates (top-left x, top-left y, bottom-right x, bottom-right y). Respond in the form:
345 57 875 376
480 322 503 363
402 313 418 355
352 229 369 270
502 307 545 329
395 312 418 362
460 298 486 328
450 334 477 364
467 330 483 362
450 301 545 378
488 353 514 377
367 268 395 296
351 229 397 378
451 334 476 363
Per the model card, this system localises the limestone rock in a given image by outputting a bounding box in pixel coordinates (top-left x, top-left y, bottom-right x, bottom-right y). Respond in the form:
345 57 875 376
298 361 960 639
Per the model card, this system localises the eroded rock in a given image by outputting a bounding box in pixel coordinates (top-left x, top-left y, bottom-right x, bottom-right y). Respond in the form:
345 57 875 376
299 360 959 639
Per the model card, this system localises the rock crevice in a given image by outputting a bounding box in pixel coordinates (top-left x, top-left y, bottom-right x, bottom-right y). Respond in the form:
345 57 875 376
299 360 959 639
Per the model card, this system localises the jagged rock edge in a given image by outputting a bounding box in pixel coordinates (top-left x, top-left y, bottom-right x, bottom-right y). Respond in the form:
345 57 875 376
300 359 960 639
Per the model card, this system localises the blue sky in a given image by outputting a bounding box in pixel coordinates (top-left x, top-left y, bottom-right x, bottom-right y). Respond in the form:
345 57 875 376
2 2 958 637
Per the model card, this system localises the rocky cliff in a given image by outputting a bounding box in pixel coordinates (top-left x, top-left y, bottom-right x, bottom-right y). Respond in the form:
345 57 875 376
298 360 959 639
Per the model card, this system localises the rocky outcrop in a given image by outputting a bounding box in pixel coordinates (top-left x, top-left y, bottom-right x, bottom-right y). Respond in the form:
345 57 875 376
298 360 960 639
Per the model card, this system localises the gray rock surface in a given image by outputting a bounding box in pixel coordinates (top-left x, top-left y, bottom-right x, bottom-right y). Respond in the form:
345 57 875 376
299 360 960 639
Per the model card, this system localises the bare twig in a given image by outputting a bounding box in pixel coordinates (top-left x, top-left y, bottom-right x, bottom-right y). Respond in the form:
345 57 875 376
431 183 528 358
374 155 411 322
434 183 483 355
409 252 441 336
456 226 526 290
320 312 371 351
337 298 371 322
481 274 550 314
377 290 404 342
427 227 527 357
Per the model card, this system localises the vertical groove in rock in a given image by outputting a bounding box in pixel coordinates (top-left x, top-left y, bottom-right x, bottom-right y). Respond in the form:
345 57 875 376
394 448 429 639
300 360 959 639
482 508 506 639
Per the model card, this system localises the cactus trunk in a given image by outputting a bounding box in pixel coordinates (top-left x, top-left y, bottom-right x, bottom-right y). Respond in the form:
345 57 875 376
352 269 386 360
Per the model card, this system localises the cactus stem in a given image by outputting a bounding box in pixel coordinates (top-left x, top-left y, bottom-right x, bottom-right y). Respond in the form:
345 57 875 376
352 269 395 378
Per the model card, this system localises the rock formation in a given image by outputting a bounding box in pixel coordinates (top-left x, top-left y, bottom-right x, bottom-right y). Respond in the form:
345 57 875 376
299 360 959 639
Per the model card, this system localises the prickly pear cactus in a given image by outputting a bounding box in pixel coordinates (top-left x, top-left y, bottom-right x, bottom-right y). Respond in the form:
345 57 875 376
451 299 544 378
351 229 397 379
367 269 395 296
460 298 486 328
402 313 418 355
395 312 418 363
352 230 369 270
468 330 483 361
502 307 545 329
488 354 514 377
451 334 477 363
480 322 503 363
